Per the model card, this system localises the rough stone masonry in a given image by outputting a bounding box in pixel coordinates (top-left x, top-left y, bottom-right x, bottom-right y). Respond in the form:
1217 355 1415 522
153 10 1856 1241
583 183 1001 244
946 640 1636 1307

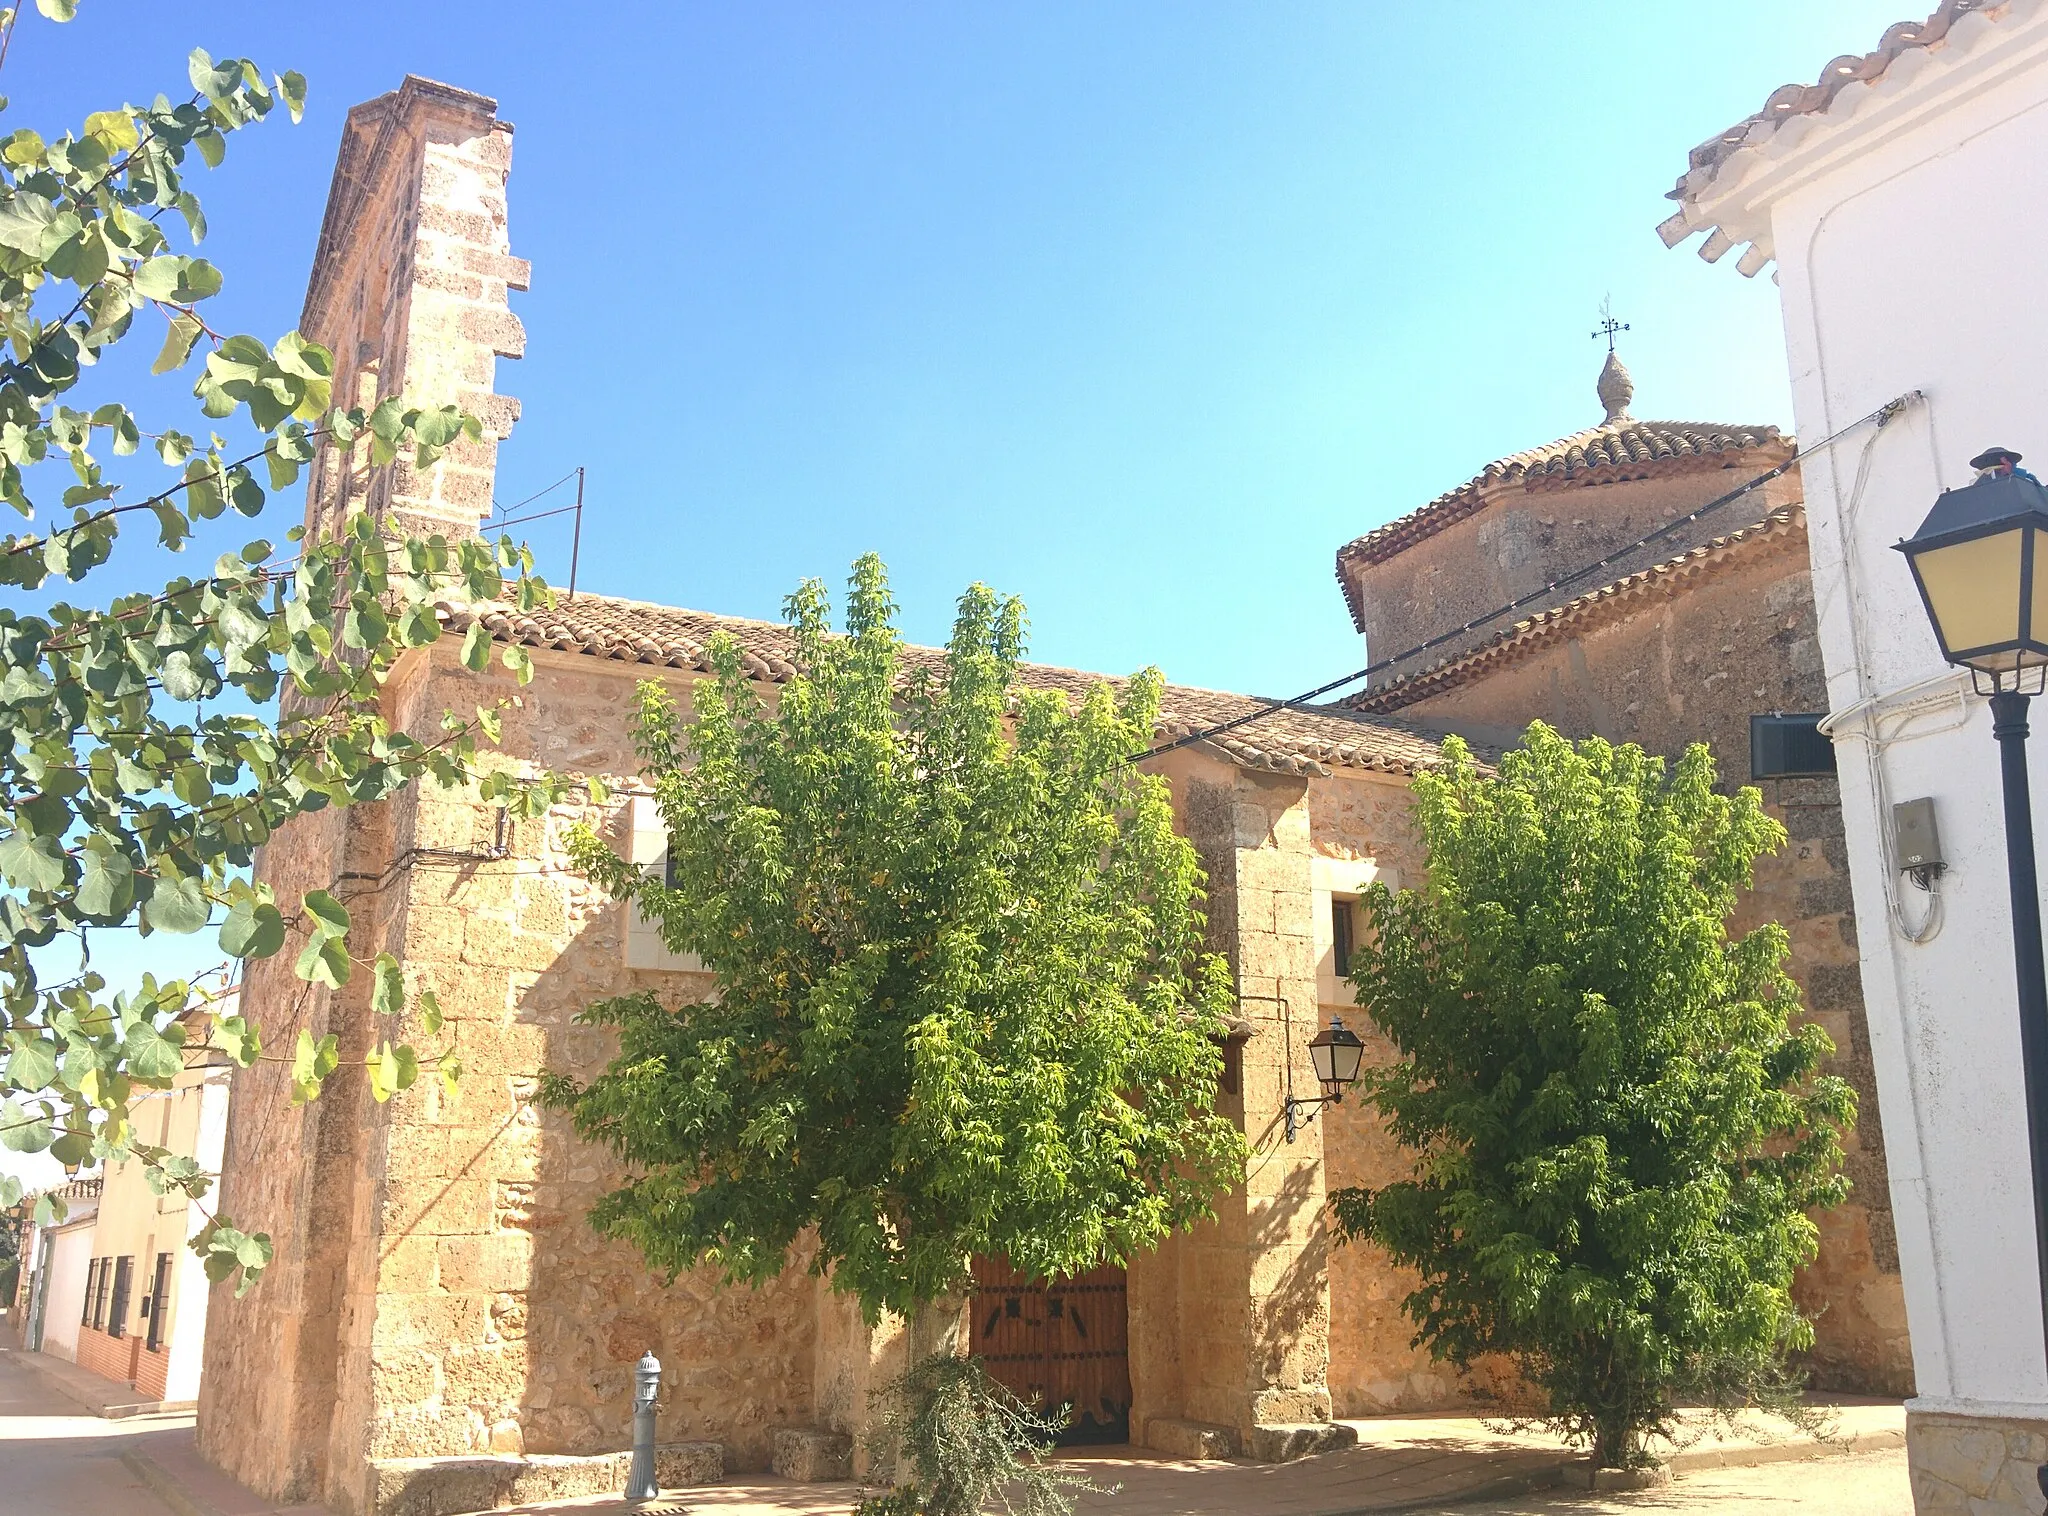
195 75 1911 1516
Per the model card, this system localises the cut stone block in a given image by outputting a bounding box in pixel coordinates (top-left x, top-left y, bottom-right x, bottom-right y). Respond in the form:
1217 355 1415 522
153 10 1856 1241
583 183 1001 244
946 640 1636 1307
655 1440 726 1487
1560 1460 1671 1492
1143 1416 1239 1460
773 1426 854 1481
1243 1421 1359 1463
366 1450 631 1515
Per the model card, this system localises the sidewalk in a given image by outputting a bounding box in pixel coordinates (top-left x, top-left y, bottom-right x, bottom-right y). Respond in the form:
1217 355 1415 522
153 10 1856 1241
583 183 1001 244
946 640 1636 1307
391 1398 1907 1516
77 1396 1906 1516
0 1304 196 1419
6 1341 196 1418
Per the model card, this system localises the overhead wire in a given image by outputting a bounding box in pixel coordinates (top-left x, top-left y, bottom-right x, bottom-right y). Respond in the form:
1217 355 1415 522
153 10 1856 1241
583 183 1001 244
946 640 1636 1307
1133 391 1924 764
491 468 579 520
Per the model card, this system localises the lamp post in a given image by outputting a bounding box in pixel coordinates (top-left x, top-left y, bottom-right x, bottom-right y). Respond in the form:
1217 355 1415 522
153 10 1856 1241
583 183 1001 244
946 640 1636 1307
1284 1016 1365 1142
1895 451 2048 1499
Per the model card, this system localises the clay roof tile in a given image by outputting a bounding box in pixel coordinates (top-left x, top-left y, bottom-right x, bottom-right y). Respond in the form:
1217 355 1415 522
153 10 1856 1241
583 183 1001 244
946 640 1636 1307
442 592 1456 780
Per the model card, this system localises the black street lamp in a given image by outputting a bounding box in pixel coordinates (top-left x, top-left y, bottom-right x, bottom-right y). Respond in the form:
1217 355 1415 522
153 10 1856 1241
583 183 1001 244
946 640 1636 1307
1284 1016 1365 1142
1896 450 2048 1498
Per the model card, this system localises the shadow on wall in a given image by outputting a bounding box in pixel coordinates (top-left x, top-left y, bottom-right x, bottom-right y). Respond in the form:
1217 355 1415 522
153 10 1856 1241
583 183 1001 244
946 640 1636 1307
369 790 818 1478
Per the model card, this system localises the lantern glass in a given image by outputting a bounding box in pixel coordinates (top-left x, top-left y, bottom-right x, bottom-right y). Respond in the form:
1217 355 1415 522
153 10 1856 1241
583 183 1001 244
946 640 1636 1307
1308 1018 1365 1087
1896 470 2048 677
1907 526 2030 670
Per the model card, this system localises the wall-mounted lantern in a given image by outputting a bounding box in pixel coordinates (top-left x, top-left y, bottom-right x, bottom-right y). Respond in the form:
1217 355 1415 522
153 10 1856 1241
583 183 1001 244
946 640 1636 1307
1284 1017 1365 1143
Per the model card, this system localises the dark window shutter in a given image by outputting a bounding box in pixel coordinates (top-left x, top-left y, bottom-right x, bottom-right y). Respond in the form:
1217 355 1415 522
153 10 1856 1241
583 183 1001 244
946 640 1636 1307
1751 713 1837 780
1332 896 1356 980
109 1256 133 1340
145 1253 173 1351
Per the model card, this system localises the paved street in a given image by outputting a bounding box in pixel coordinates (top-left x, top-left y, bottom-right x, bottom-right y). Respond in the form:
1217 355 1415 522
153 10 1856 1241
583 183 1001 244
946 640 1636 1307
0 1339 181 1516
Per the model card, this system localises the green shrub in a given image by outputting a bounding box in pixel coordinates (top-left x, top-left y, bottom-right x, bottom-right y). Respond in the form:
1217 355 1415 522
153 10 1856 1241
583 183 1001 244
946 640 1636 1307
856 1353 1111 1516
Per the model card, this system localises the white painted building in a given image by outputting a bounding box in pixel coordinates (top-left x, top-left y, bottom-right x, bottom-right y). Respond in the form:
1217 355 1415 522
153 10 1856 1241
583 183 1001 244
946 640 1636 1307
18 1178 101 1362
1661 3 2048 1509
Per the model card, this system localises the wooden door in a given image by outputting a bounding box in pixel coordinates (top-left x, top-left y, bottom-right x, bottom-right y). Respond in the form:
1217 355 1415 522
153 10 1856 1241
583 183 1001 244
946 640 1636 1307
970 1256 1131 1445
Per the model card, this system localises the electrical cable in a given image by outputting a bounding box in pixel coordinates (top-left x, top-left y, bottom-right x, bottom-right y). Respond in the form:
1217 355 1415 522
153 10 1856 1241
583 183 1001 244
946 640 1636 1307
1134 391 1923 764
491 469 579 520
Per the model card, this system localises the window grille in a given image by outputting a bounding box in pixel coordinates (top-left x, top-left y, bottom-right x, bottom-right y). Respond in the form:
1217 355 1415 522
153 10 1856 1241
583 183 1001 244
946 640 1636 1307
145 1253 173 1351
92 1257 111 1330
81 1259 98 1325
108 1256 134 1340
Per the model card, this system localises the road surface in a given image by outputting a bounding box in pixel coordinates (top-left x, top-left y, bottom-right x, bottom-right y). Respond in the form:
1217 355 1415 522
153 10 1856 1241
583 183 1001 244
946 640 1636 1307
0 1338 180 1516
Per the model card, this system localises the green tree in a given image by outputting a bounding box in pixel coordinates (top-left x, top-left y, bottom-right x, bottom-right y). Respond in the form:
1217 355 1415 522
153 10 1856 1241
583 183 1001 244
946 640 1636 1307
542 555 1244 1460
1328 725 1853 1469
545 555 1244 1313
0 1 560 1288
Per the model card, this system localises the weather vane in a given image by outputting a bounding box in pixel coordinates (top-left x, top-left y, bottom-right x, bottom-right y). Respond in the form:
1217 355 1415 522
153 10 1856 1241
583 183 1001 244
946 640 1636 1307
1592 296 1629 353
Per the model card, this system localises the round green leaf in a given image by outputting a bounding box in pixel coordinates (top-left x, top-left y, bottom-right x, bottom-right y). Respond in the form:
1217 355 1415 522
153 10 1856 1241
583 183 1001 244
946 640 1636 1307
142 873 211 935
219 899 285 960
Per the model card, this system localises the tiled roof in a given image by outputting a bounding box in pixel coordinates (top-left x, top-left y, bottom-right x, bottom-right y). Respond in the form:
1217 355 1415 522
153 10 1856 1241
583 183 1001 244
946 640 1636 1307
1332 419 1792 629
1659 2 2034 274
1668 2 1981 208
1345 508 1807 714
442 592 1452 779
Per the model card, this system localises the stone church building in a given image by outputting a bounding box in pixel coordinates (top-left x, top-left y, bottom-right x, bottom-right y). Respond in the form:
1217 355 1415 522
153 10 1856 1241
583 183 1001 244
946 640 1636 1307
197 78 1912 1516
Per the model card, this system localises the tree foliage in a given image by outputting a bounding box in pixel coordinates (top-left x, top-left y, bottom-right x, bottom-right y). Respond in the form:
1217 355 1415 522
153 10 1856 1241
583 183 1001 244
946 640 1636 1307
0 3 557 1288
1328 725 1853 1468
543 554 1246 1323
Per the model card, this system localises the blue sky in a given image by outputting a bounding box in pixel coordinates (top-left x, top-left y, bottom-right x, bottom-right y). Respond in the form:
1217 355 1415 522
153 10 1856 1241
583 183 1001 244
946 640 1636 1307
2 3 1912 1184
11 1 1915 692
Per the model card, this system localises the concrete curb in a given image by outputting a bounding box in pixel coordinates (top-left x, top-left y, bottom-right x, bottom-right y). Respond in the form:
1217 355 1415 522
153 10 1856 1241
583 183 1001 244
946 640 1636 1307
1291 1419 1904 1515
122 1448 225 1516
1664 1419 1907 1473
1 1342 193 1419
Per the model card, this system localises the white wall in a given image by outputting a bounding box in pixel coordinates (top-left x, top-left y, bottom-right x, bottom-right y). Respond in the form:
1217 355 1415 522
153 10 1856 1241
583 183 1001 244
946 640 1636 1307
162 1075 230 1402
1762 23 2048 1415
39 1223 94 1363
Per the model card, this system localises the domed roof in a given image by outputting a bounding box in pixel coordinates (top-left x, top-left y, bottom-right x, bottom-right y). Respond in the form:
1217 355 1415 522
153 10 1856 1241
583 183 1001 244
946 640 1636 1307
1333 354 1793 630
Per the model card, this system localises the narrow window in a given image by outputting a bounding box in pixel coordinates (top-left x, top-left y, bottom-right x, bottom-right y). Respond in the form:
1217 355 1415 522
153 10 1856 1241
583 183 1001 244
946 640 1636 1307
93 1258 110 1330
145 1253 173 1351
1332 896 1357 981
108 1256 134 1340
81 1259 98 1326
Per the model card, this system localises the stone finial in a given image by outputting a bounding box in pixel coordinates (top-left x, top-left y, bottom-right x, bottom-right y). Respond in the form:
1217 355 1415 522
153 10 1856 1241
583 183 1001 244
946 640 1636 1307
1597 349 1634 424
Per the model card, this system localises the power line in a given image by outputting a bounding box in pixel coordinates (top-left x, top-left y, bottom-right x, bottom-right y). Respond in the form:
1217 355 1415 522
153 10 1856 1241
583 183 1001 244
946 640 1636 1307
491 468 578 520
1136 391 1922 764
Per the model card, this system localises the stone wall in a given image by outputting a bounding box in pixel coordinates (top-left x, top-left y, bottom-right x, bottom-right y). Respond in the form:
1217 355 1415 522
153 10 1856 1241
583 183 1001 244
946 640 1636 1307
197 792 365 1503
360 651 817 1501
1126 752 1339 1449
1906 1410 2048 1514
1374 518 1913 1397
207 650 824 1514
297 76 526 546
1344 459 1802 688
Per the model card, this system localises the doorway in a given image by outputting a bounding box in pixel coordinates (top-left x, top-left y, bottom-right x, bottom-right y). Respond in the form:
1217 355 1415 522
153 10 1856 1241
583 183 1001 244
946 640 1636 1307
970 1256 1131 1445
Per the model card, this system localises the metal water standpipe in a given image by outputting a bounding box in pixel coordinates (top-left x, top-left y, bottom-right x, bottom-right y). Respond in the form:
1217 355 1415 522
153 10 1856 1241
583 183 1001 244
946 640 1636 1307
625 1350 661 1501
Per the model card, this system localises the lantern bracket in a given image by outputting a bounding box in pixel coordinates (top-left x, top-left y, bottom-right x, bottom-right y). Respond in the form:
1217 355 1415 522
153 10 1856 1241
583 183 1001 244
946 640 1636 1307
1283 1088 1343 1143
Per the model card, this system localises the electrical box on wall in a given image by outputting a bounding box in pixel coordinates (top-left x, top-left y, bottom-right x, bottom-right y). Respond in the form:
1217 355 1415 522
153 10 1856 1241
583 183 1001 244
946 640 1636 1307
1894 798 1945 876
